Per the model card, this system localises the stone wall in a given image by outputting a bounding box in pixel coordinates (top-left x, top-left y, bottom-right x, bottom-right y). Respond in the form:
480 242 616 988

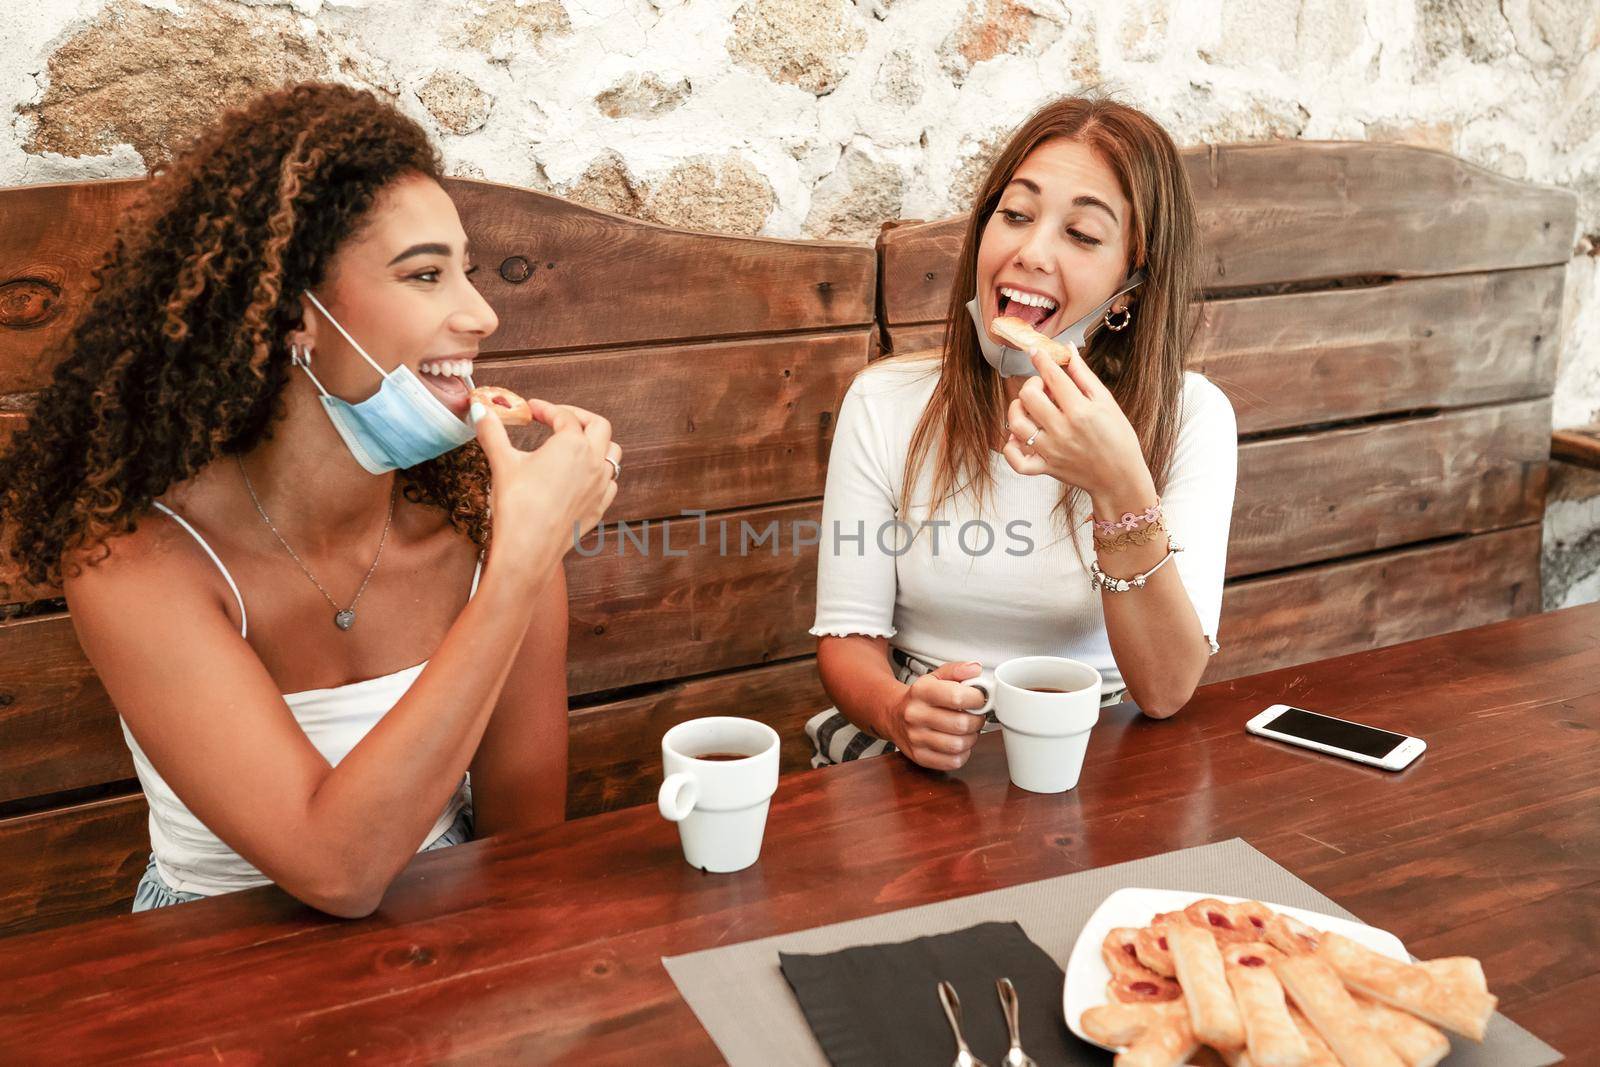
5 0 1598 606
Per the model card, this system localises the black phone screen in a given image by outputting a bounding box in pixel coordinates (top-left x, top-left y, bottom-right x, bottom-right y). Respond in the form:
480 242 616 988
1261 707 1408 760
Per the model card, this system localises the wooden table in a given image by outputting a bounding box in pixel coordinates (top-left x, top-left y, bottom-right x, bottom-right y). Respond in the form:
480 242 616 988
3 603 1596 1065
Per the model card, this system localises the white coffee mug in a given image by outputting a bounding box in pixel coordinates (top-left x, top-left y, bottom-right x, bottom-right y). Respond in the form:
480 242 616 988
658 716 780 873
993 656 1103 793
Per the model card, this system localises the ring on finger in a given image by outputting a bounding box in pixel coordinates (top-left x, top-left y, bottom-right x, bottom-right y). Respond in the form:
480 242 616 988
1025 428 1042 448
605 457 621 480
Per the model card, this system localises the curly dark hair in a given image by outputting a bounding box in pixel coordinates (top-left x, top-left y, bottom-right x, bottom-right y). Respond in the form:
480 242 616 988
0 82 491 594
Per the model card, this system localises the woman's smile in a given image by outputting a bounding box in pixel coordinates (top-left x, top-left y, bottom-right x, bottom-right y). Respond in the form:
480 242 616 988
417 355 476 417
994 282 1063 335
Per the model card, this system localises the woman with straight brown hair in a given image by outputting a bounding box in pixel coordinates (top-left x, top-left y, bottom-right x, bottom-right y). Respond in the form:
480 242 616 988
807 94 1236 770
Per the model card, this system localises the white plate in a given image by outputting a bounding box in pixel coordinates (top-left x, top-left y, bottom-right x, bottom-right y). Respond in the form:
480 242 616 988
1063 888 1409 1062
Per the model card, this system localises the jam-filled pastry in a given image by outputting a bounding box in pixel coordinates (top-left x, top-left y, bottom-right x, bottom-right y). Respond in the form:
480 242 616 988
468 385 534 426
1183 898 1274 945
1134 912 1182 977
1104 927 1183 1003
1220 942 1308 1067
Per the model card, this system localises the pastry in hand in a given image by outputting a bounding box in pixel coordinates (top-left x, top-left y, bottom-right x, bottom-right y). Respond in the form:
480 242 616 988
469 385 534 426
991 315 1074 365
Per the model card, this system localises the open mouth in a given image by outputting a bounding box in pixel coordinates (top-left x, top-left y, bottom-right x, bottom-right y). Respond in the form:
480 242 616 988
995 285 1061 335
417 358 474 418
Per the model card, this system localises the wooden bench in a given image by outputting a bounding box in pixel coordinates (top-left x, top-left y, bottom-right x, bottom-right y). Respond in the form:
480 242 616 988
1552 424 1600 469
0 141 1576 939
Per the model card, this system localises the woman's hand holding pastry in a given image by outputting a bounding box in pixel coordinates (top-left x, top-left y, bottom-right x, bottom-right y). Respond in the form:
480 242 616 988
883 660 989 771
1002 346 1146 498
472 394 621 579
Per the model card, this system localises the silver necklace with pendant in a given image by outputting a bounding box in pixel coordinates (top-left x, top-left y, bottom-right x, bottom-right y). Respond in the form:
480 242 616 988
237 455 394 631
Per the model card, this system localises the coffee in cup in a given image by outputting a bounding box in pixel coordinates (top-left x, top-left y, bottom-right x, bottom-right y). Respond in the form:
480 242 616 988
993 656 1103 793
658 717 780 872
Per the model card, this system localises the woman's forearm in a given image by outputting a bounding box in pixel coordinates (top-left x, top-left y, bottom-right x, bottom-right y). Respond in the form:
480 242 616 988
816 634 910 742
302 547 562 911
1090 473 1210 718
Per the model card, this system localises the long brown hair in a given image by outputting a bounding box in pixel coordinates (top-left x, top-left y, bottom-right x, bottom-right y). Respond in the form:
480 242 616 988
0 83 491 593
899 95 1199 557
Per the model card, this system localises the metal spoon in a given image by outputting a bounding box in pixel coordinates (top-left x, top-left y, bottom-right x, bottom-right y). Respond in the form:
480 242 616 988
995 977 1037 1067
936 981 990 1067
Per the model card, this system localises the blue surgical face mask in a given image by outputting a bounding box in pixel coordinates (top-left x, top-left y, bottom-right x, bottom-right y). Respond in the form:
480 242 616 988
296 291 476 474
964 270 1146 378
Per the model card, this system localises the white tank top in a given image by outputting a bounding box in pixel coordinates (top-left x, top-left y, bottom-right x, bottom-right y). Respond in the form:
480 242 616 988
123 501 481 897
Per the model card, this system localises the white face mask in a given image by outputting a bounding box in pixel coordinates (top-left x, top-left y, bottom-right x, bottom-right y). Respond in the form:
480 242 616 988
296 290 476 474
964 270 1146 378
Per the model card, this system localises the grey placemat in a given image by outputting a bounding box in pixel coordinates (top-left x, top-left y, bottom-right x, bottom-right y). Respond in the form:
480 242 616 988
662 838 1561 1066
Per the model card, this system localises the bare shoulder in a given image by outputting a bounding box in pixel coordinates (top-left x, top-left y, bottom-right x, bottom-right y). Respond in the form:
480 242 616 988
63 505 237 632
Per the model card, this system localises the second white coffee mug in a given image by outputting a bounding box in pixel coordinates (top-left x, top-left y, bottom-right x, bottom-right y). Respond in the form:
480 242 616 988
993 656 1103 793
658 716 779 873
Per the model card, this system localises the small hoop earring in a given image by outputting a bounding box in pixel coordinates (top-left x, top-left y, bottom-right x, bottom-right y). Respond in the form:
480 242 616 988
1104 306 1133 332
289 342 312 368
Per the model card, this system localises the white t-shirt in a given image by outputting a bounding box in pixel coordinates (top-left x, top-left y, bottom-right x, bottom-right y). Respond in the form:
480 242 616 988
809 355 1238 699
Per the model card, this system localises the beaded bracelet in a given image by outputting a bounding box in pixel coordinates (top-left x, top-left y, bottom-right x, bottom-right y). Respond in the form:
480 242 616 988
1090 536 1183 593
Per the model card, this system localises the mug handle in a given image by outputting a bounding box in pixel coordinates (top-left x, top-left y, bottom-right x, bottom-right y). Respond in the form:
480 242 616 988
658 772 699 822
961 672 996 716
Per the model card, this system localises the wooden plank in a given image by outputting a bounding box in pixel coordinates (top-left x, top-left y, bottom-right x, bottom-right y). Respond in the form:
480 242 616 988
478 331 863 525
881 321 945 359
1552 423 1600 470
0 177 876 395
0 613 129 806
1229 398 1550 577
1185 142 1575 288
567 657 826 819
0 792 147 940
0 180 142 393
448 178 875 354
565 500 821 695
1194 267 1561 434
1207 523 1542 683
879 142 1578 325
882 268 1563 435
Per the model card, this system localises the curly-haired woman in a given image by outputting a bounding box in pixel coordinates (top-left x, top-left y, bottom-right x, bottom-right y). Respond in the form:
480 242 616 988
0 84 620 916
807 96 1237 770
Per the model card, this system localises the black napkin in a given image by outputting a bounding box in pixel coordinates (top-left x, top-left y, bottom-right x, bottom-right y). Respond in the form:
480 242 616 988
778 921 1082 1067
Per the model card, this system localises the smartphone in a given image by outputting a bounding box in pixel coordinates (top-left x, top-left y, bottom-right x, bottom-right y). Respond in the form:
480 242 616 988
1245 704 1426 771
